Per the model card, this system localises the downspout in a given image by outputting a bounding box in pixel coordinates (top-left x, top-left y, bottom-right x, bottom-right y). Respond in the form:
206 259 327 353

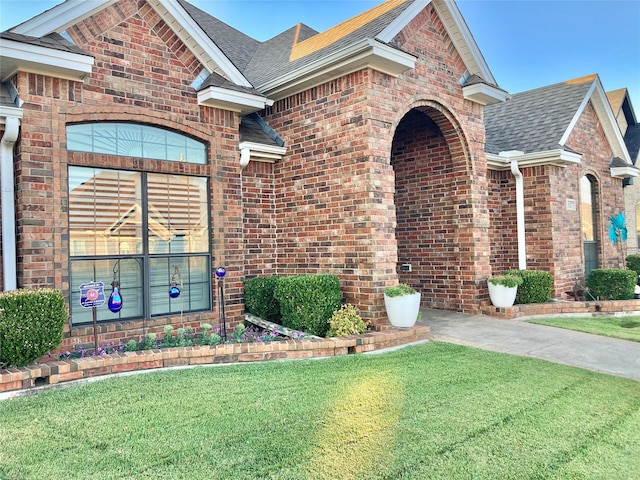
510 159 527 270
1 116 20 291
240 147 250 170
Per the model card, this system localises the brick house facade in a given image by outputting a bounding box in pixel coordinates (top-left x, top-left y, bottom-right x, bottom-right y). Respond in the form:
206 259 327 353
0 0 634 351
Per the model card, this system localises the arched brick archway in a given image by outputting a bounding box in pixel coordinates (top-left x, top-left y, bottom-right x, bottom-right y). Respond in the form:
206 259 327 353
390 102 481 312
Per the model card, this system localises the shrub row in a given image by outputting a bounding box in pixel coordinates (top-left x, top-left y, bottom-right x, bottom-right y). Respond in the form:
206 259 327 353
0 289 67 368
504 270 554 304
244 274 343 337
587 269 637 300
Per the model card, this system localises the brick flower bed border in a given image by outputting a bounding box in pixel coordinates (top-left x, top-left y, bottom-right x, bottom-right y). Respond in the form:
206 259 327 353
481 299 640 319
0 321 430 396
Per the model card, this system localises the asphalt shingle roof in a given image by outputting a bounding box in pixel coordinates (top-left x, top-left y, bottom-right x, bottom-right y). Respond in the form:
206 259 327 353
176 0 259 72
0 31 90 57
484 77 595 155
240 113 283 147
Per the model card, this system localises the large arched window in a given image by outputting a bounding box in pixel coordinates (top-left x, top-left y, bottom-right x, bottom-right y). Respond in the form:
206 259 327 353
67 123 211 325
67 122 207 164
581 175 599 278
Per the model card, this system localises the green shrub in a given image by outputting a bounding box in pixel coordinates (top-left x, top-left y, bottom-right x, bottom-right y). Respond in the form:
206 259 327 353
327 304 369 337
244 276 281 322
0 288 67 368
504 270 554 304
383 284 417 297
274 274 342 337
586 269 637 300
625 254 640 278
487 274 523 288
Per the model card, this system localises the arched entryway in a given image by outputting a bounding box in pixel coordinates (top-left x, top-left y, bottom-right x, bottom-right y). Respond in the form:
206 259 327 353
390 102 477 312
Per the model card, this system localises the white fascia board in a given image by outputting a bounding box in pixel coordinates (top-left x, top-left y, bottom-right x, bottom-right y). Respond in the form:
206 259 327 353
486 149 582 170
431 0 497 85
198 87 273 115
559 78 631 163
152 0 252 88
239 141 286 162
0 105 23 126
258 39 415 100
610 166 639 179
462 82 508 105
0 38 94 82
376 0 430 43
11 0 118 36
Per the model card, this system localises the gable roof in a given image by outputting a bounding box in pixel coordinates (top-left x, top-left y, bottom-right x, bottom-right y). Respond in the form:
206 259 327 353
485 74 631 168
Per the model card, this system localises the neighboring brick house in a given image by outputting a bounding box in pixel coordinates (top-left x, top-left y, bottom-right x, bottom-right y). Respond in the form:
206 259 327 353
607 88 640 254
484 74 636 297
0 0 632 349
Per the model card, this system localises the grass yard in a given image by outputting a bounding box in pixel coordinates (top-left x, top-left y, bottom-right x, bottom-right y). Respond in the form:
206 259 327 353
527 315 640 342
1 342 639 480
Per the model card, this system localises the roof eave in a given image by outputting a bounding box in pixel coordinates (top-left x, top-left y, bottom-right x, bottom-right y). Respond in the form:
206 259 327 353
462 82 508 106
0 38 94 82
559 77 632 163
258 38 416 100
239 141 287 163
610 166 639 179
486 149 582 170
0 105 23 126
150 0 253 88
197 87 274 115
10 0 119 36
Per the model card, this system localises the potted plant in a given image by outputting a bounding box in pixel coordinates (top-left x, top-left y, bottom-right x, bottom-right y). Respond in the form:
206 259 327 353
383 283 421 327
487 274 522 308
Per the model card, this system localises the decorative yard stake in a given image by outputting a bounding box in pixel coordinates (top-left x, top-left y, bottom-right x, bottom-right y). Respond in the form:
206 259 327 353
608 212 628 268
216 267 227 341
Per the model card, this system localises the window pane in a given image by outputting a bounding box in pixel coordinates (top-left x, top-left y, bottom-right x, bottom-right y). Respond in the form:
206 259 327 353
149 256 211 316
581 176 595 242
147 174 209 254
70 258 143 325
69 167 142 256
66 123 206 164
66 123 94 152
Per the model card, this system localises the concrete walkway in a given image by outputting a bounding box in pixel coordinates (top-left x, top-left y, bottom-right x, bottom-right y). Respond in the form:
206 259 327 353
418 308 640 381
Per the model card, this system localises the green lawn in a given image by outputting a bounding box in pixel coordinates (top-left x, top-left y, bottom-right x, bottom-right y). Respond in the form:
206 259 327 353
527 315 640 342
1 342 639 480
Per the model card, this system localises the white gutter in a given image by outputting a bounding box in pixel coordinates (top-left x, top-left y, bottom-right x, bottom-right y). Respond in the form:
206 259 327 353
500 151 527 270
1 115 20 291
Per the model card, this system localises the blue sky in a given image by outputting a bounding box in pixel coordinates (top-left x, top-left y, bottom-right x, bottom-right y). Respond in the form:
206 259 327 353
1 0 639 108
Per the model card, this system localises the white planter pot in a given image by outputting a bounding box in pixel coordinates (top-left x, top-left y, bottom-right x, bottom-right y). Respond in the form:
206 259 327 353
384 291 421 327
488 282 518 308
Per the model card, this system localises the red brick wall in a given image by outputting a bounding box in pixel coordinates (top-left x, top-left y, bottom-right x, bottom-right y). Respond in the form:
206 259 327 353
565 101 624 270
242 160 277 277
11 0 244 340
259 4 491 319
487 100 624 299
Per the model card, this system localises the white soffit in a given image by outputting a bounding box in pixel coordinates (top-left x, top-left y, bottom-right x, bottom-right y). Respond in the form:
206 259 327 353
197 87 273 115
611 166 639 179
259 39 415 100
151 0 252 88
0 38 94 82
11 0 119 36
486 149 582 170
559 78 632 163
431 0 497 85
376 0 430 42
462 82 508 105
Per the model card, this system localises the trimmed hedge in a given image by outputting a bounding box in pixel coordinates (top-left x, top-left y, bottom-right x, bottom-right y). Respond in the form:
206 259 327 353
244 276 281 323
504 270 554 304
0 289 67 368
626 254 640 278
586 269 637 300
274 274 342 337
